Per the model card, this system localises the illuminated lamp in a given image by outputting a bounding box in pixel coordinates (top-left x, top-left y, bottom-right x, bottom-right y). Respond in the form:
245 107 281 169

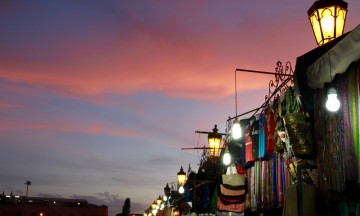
151 201 157 210
208 125 222 157
177 166 186 186
231 118 242 139
326 87 341 112
156 196 162 206
178 185 185 194
222 145 231 165
308 0 348 46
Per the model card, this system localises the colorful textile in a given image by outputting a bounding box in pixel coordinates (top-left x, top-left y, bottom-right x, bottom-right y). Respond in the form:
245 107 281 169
314 60 360 193
265 107 275 156
259 113 266 159
245 122 254 163
251 115 260 160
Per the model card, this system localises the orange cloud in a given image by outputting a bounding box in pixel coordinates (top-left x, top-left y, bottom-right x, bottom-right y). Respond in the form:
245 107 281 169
0 119 140 137
0 14 280 102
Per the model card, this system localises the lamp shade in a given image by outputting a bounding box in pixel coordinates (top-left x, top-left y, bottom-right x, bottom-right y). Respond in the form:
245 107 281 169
208 125 222 157
308 0 348 46
177 166 186 186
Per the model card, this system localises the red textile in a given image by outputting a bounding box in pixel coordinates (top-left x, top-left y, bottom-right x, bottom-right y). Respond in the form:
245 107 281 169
245 124 254 163
265 107 275 156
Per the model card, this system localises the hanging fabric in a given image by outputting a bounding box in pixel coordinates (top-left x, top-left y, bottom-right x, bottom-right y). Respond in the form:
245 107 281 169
264 107 275 157
245 120 255 164
258 113 266 159
282 112 315 159
313 60 360 202
251 114 260 161
240 118 252 168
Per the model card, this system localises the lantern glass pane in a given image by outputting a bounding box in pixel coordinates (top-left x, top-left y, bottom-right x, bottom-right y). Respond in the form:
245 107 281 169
336 8 347 37
208 137 220 156
177 174 186 185
320 7 335 42
310 12 323 45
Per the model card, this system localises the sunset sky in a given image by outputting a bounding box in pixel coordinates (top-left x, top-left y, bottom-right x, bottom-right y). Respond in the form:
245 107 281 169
1 0 360 215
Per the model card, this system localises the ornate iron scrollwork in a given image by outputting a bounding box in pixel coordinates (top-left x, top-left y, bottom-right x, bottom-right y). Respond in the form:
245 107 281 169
226 61 294 139
264 61 294 105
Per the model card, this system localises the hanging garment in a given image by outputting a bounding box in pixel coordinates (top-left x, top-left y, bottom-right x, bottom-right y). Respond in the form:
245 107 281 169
258 113 266 159
251 114 261 160
240 118 252 168
313 61 360 193
282 112 315 159
245 122 255 164
272 153 279 208
265 107 275 157
250 165 257 212
274 98 286 153
285 87 298 114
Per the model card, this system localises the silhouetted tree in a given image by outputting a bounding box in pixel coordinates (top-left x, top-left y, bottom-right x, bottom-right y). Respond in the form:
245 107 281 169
116 198 131 216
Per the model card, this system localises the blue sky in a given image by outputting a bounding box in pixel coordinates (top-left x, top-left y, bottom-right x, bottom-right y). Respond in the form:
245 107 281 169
1 0 360 215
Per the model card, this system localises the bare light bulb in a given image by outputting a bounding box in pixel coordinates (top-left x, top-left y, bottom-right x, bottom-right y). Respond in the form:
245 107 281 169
178 185 184 194
231 118 241 139
222 146 231 165
326 87 340 112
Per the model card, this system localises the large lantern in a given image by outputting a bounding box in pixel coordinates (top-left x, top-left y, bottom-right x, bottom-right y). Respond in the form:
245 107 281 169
208 125 222 157
308 0 348 46
151 201 157 210
177 166 186 186
156 196 162 206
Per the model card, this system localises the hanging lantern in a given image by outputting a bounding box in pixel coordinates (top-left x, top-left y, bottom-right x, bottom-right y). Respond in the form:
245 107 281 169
208 125 222 157
308 0 348 46
326 87 341 112
151 201 157 210
156 195 162 206
177 166 186 186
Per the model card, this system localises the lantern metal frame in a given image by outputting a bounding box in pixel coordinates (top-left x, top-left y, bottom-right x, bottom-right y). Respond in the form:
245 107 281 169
307 0 348 46
177 166 187 186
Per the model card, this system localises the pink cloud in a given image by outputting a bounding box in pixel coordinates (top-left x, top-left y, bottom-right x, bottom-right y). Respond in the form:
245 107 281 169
0 102 21 109
0 12 285 102
0 119 141 137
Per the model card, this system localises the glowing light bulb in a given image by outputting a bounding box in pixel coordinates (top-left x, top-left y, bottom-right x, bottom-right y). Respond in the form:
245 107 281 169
326 87 340 112
178 185 184 194
222 146 231 165
231 118 241 139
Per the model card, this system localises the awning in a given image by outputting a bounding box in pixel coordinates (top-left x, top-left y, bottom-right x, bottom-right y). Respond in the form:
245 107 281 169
306 24 360 89
293 24 360 121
